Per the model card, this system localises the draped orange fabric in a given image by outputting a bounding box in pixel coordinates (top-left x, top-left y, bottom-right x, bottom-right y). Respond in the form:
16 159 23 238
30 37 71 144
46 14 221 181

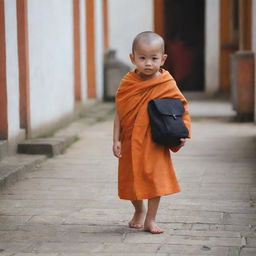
115 69 191 200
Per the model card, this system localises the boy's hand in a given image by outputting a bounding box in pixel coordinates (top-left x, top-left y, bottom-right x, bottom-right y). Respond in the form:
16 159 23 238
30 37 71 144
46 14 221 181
180 138 186 147
113 141 122 158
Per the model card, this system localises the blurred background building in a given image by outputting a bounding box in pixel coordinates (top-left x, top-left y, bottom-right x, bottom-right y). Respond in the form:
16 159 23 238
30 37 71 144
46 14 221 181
0 0 255 155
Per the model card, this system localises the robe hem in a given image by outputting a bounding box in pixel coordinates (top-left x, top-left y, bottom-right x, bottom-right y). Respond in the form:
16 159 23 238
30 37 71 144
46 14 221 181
118 189 181 201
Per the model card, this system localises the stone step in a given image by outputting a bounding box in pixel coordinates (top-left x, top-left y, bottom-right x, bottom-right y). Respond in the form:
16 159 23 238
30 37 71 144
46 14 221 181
0 154 46 192
0 140 8 161
1 133 78 191
17 135 78 157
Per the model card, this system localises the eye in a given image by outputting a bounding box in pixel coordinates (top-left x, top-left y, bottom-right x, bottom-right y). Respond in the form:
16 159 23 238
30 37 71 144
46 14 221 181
152 57 158 61
139 56 145 60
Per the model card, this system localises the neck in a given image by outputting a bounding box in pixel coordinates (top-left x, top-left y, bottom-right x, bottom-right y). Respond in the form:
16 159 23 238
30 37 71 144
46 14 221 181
136 70 161 80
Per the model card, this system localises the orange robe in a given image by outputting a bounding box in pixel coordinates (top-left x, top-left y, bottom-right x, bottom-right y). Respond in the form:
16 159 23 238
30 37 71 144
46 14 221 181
115 69 191 200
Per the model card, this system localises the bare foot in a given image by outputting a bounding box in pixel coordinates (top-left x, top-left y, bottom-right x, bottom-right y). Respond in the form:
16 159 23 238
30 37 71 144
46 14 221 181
144 221 165 234
128 210 146 229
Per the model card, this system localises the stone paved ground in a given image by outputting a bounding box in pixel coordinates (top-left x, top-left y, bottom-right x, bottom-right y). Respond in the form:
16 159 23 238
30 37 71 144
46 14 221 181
0 99 256 256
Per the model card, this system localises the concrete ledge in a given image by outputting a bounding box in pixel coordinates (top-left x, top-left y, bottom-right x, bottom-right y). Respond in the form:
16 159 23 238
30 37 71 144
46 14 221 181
0 140 8 161
0 154 46 192
17 135 78 157
1 134 77 192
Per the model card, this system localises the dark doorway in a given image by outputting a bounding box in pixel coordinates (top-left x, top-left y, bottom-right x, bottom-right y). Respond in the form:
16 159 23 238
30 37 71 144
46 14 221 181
164 0 205 91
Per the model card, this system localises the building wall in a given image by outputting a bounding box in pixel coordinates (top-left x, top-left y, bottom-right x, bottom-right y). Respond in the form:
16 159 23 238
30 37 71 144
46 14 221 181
27 0 75 137
4 0 24 152
2 0 106 155
108 0 153 66
205 0 220 95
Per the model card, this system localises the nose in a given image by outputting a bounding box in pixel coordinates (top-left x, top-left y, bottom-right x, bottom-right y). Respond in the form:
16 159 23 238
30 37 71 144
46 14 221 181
145 59 152 66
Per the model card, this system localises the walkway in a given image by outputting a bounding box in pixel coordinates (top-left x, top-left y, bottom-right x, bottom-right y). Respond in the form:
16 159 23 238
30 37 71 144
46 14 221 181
0 98 256 256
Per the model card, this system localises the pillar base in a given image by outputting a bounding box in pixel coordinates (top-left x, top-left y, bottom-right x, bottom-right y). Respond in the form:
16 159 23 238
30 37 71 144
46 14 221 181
230 51 255 122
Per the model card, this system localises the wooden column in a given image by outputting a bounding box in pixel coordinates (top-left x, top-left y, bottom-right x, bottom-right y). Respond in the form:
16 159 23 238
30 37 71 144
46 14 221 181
0 0 8 140
73 0 81 101
239 0 252 50
219 0 239 93
16 0 31 136
102 0 109 49
86 0 96 98
154 0 164 37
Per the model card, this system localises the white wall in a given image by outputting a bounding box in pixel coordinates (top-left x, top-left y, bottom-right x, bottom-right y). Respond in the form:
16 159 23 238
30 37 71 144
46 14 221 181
4 0 24 151
27 0 75 135
205 0 220 94
80 0 87 102
108 0 153 66
95 0 104 98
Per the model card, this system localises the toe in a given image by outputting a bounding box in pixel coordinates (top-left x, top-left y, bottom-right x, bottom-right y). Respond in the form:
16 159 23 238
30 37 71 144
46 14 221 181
129 222 143 229
152 228 161 234
144 225 164 234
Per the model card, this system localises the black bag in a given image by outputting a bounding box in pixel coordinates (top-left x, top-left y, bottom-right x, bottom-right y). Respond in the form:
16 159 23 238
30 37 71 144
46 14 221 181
148 98 189 147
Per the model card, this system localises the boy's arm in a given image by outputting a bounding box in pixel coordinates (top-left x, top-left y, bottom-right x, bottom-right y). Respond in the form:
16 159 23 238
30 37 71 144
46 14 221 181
181 98 191 139
113 111 122 158
170 86 191 153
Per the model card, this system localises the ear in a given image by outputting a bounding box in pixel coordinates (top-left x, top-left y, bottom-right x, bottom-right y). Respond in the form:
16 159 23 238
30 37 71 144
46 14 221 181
129 53 135 65
161 54 168 66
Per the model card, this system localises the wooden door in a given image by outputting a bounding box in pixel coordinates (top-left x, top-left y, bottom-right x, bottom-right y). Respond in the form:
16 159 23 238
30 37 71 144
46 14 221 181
162 0 205 91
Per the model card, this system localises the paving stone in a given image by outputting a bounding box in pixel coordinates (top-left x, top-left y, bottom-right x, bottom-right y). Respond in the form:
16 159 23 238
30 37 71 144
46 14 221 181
209 224 251 232
168 229 241 238
0 224 18 231
227 247 240 256
167 223 193 230
60 254 169 256
166 202 256 214
165 235 243 247
30 242 104 253
27 215 65 225
101 243 162 253
0 216 31 225
14 254 57 256
0 207 73 217
241 231 256 238
246 237 256 246
59 254 168 256
123 231 168 244
0 241 34 254
240 247 256 256
192 223 210 230
158 244 230 255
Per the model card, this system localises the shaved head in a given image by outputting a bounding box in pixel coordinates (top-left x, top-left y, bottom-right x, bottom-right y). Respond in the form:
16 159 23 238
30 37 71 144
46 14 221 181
132 31 165 54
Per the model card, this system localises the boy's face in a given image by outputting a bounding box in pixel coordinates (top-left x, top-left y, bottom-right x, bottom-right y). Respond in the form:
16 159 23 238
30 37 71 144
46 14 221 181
129 40 167 79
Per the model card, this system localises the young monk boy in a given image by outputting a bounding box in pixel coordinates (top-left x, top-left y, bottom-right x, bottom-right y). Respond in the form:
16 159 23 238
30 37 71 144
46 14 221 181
113 31 191 234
